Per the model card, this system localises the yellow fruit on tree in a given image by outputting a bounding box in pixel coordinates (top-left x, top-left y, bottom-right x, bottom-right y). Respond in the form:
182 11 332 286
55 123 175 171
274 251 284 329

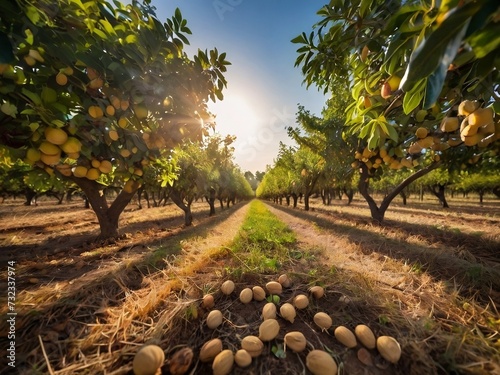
415 127 428 139
133 105 148 120
73 165 88 178
363 96 372 109
40 151 61 165
123 179 140 193
61 137 82 153
461 124 479 137
461 133 483 146
468 107 494 127
91 159 101 168
88 105 103 119
120 149 131 158
440 117 459 132
387 75 401 91
66 152 80 160
88 77 104 89
417 136 434 148
39 141 60 155
86 168 101 180
108 130 119 141
118 117 128 128
45 127 68 145
86 67 98 80
458 100 480 116
26 148 41 162
98 160 113 173
106 105 115 116
120 99 130 111
381 82 392 99
133 168 143 176
110 95 121 109
360 45 369 62
24 55 36 66
56 72 68 86
62 66 74 75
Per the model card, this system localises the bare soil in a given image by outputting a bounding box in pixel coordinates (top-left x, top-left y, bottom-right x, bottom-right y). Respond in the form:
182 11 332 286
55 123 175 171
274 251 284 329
0 195 499 375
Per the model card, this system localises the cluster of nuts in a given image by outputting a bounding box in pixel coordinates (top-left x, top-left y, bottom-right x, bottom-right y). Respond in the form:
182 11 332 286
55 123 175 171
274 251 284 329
132 274 402 375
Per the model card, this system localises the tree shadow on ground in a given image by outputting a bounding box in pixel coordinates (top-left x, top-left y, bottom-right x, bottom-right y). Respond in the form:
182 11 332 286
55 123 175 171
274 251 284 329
269 203 500 303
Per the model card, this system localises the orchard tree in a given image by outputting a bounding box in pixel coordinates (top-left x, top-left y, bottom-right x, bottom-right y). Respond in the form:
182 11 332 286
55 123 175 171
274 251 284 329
0 0 229 239
294 0 500 222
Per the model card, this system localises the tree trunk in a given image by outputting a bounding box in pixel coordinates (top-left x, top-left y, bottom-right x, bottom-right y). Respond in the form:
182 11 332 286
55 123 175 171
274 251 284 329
71 177 136 240
358 162 441 223
304 193 310 211
400 190 407 205
208 187 216 216
170 189 193 226
428 184 449 208
343 187 354 205
292 193 298 208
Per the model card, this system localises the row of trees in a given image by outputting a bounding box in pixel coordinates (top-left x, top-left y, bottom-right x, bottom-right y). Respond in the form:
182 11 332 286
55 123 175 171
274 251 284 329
0 0 254 239
258 0 499 220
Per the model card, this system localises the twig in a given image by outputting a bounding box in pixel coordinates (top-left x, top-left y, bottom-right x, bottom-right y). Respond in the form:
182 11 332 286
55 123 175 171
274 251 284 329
38 335 55 375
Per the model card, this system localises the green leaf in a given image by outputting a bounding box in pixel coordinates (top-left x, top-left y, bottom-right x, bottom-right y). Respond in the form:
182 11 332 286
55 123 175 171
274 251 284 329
400 1 484 92
21 88 42 106
467 22 500 59
99 19 117 36
403 78 426 114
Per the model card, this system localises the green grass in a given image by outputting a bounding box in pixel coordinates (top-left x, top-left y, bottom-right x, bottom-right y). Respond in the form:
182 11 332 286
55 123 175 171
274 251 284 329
229 200 297 273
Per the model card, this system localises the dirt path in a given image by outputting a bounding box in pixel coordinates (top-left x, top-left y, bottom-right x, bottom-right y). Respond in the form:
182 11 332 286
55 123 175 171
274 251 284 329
265 203 410 290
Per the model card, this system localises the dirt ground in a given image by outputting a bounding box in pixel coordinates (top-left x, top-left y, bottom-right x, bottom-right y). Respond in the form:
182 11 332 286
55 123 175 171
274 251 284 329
0 194 499 374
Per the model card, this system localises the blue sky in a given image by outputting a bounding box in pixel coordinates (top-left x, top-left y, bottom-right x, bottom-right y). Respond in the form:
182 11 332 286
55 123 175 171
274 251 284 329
151 1 328 173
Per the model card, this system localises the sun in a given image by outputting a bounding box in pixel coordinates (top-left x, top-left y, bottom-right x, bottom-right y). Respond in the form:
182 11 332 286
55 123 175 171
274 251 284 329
210 94 260 136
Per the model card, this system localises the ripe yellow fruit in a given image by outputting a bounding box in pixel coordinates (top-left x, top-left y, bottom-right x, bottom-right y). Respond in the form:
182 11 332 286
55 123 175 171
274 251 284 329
387 75 401 91
461 133 483 146
132 344 165 375
88 77 103 89
440 117 459 132
123 179 140 193
120 99 130 111
105 105 115 116
108 130 119 141
88 105 103 119
56 72 68 86
98 160 113 173
468 107 494 127
120 148 131 158
266 281 282 295
45 127 68 145
461 123 479 137
417 136 434 149
26 148 41 162
73 165 88 178
91 159 101 168
133 168 143 176
458 100 480 116
39 141 60 155
415 127 428 139
134 105 148 120
363 95 372 108
61 137 82 154
360 45 369 62
118 117 128 128
62 66 74 76
66 152 80 160
86 67 99 80
40 152 61 165
252 286 266 301
86 168 100 180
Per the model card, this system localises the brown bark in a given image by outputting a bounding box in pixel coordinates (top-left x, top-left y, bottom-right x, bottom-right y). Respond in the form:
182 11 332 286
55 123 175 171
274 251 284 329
358 161 441 223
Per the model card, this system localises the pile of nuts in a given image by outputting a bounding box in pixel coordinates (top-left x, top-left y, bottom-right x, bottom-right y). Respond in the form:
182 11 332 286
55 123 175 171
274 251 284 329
132 274 402 375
